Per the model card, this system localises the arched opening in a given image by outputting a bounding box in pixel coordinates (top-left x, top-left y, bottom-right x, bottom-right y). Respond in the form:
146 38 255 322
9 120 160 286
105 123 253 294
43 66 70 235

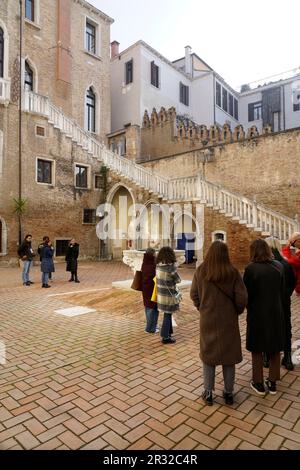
86 86 96 133
212 230 227 243
108 185 135 259
24 60 33 91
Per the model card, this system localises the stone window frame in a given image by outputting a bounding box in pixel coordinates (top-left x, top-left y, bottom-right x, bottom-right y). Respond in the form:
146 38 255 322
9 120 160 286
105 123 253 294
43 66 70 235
22 57 38 93
24 0 41 29
36 157 55 186
211 230 227 243
0 20 9 81
84 15 101 59
94 174 103 190
35 125 46 137
84 85 100 135
74 162 91 190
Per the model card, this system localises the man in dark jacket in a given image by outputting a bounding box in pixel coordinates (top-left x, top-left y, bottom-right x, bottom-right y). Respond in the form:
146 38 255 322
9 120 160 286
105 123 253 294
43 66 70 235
17 234 35 286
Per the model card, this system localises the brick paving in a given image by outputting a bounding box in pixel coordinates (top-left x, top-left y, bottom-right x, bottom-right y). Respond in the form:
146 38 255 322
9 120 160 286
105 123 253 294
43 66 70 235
0 261 299 450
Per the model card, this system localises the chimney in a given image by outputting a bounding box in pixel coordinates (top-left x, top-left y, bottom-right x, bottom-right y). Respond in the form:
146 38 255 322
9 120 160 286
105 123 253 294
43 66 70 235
111 41 120 59
185 45 192 75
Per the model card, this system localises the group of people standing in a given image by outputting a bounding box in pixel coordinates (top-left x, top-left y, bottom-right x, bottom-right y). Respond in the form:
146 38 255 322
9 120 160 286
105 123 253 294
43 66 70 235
17 235 80 287
140 233 300 406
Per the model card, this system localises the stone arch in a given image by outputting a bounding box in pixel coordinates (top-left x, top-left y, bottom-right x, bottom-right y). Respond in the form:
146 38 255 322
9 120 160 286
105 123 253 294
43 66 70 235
105 183 136 258
0 216 8 256
85 84 100 134
24 56 38 93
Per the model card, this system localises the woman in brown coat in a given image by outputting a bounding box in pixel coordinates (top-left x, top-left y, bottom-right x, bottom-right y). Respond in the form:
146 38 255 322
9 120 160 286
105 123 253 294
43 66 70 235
190 241 248 406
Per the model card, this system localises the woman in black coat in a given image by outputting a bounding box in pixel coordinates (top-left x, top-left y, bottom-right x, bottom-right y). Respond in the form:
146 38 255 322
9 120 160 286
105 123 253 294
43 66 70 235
40 239 54 288
265 237 296 370
65 239 80 283
141 248 159 333
243 239 285 397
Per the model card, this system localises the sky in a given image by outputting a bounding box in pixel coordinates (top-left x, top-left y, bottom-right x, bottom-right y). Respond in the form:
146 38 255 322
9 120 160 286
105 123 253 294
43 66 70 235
92 0 300 91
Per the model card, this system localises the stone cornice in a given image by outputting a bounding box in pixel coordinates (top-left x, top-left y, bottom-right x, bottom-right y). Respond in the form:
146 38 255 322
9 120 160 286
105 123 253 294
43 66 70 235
72 0 114 24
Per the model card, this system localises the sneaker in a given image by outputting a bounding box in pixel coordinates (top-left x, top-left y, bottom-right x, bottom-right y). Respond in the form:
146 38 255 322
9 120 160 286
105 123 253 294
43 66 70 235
162 337 176 344
223 392 234 405
202 390 213 406
264 378 277 395
155 327 160 334
250 381 266 396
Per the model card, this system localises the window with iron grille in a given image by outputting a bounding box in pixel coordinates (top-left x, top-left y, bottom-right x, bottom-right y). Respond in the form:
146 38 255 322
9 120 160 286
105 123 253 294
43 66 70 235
83 209 96 224
222 88 228 112
216 82 221 107
151 61 159 88
125 59 133 85
55 239 70 257
86 21 96 54
36 126 45 137
75 165 88 188
0 28 3 78
180 82 189 106
94 174 103 189
25 0 35 22
37 159 52 184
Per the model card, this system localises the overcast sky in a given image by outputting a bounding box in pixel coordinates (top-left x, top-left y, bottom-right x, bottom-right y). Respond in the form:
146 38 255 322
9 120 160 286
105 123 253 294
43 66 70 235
92 0 299 91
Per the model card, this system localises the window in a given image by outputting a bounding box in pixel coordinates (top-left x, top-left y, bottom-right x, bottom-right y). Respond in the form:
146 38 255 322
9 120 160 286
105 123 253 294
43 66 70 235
180 82 189 106
95 174 103 189
25 0 35 22
228 94 234 116
234 98 238 120
86 21 96 54
216 82 221 107
0 28 3 78
212 231 226 243
293 94 300 112
75 164 88 188
151 61 159 88
222 88 228 112
86 87 95 132
36 126 45 136
83 209 96 224
125 59 133 85
24 61 33 91
55 239 70 257
248 101 262 121
37 159 52 184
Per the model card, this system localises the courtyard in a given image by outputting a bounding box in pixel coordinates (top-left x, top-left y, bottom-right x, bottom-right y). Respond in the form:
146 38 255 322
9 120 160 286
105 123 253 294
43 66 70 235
0 261 300 451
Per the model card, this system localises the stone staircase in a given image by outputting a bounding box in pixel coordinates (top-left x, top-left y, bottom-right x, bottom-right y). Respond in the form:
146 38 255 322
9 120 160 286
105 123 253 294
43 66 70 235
24 91 300 243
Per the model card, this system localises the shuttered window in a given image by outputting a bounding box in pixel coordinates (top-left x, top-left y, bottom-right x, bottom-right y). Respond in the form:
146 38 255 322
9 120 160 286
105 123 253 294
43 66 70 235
151 61 159 88
180 82 189 106
125 59 133 84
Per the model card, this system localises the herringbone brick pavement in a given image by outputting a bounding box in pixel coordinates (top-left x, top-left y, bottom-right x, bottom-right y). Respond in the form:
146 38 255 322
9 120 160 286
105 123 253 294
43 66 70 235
0 261 299 450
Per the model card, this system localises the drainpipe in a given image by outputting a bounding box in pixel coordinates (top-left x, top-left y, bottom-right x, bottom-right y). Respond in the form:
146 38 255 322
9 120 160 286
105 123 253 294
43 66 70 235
213 74 216 125
18 0 23 245
282 84 286 130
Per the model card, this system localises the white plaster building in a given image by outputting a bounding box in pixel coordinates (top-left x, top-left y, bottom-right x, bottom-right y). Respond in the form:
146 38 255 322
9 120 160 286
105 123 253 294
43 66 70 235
110 41 239 132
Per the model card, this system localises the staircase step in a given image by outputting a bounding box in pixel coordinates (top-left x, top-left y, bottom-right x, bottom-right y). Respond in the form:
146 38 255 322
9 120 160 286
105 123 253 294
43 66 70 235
232 216 240 221
254 227 262 232
239 220 247 225
246 223 254 228
261 231 271 236
225 213 233 217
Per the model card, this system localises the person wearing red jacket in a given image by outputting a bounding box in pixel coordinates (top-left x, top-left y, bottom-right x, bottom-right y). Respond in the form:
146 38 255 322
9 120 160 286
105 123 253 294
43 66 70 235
282 232 300 295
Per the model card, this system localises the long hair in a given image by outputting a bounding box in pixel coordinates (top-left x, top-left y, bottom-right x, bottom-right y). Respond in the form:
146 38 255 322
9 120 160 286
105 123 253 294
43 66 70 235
201 241 235 283
250 239 272 263
265 236 284 262
156 246 176 265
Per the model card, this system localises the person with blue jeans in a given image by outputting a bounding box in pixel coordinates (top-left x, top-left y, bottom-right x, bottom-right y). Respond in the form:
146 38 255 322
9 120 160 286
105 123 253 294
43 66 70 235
141 248 159 333
17 234 35 286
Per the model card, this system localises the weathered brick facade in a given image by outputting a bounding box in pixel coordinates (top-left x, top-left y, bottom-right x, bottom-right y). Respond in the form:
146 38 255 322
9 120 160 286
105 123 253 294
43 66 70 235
0 0 113 264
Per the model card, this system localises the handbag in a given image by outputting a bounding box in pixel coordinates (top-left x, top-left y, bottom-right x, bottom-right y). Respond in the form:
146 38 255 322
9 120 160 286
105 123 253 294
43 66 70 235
151 277 157 302
131 270 142 291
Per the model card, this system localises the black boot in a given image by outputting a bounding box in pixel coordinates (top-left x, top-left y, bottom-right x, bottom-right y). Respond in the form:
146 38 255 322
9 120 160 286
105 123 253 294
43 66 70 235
69 274 74 282
263 352 270 368
282 352 294 371
75 277 80 283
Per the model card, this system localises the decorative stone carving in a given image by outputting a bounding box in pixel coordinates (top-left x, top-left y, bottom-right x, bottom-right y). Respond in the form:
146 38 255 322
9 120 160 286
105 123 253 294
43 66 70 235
123 249 186 272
